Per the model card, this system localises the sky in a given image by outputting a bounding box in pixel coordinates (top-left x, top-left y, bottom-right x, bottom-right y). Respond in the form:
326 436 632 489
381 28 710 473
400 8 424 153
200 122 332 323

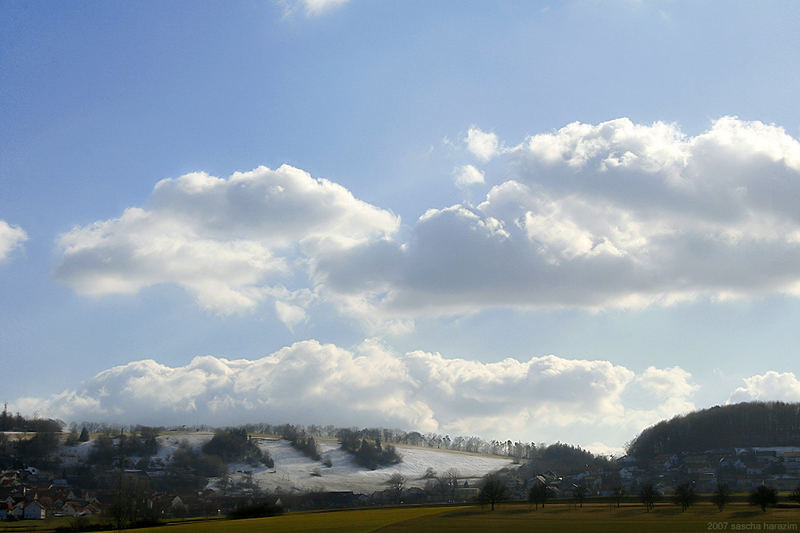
2 0 800 454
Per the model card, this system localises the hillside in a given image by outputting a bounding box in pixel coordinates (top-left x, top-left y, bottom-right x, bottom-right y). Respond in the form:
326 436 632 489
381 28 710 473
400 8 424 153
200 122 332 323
147 433 515 493
627 401 800 459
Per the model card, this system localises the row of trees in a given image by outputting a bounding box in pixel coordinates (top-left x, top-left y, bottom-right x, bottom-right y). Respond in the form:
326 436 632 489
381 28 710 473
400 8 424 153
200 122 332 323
645 483 789 513
278 424 330 465
477 474 800 513
229 423 538 460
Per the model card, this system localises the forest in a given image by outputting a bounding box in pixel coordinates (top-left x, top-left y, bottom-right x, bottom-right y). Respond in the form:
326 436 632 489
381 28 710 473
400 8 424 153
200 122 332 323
627 401 800 458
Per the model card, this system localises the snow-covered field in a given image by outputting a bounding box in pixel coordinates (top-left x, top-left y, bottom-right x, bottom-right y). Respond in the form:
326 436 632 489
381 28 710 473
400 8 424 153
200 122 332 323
59 432 515 494
242 439 515 493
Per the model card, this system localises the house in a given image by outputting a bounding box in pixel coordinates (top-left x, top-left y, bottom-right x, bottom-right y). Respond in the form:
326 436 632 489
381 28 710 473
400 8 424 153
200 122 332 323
61 500 96 517
23 500 46 519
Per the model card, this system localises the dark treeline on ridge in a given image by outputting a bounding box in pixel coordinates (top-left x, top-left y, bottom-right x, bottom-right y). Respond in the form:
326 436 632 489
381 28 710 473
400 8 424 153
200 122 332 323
0 405 62 433
69 421 543 460
517 442 614 476
627 401 800 458
235 423 537 460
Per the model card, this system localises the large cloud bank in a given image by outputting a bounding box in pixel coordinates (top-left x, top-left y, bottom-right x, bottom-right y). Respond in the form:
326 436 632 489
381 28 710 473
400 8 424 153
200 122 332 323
320 116 800 319
0 219 27 262
14 340 697 447
56 117 800 327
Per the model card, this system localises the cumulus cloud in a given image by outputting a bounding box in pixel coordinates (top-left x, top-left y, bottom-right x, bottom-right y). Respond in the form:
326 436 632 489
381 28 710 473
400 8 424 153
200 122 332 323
57 117 800 327
465 127 499 161
315 117 800 321
729 371 800 403
55 165 398 314
0 219 27 262
14 340 696 446
636 366 699 398
453 164 485 188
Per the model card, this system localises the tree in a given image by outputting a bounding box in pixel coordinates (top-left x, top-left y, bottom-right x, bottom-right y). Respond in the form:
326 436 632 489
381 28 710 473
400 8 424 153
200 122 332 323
79 426 90 442
528 480 550 510
386 472 406 503
65 424 80 446
573 483 587 508
479 473 508 511
749 485 778 512
640 484 658 512
711 483 731 512
790 485 800 505
202 428 272 467
612 485 625 508
672 483 697 512
137 426 159 456
110 473 155 529
441 469 459 502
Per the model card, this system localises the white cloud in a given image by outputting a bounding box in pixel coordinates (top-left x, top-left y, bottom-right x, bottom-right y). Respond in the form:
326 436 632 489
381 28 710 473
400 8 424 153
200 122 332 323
729 371 800 403
453 164 485 188
0 219 27 262
57 118 800 328
55 165 398 315
14 340 695 447
303 0 349 14
275 300 308 331
280 0 350 16
465 127 499 161
315 117 800 321
636 366 699 398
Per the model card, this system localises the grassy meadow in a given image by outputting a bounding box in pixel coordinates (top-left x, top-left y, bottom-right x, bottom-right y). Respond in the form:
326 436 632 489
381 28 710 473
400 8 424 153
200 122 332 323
114 502 800 533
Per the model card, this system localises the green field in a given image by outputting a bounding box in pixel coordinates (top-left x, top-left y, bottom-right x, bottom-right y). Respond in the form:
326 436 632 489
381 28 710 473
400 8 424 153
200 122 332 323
116 502 800 533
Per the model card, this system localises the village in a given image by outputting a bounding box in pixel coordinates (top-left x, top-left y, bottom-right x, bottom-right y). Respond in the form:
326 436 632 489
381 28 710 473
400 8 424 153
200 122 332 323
4 438 800 522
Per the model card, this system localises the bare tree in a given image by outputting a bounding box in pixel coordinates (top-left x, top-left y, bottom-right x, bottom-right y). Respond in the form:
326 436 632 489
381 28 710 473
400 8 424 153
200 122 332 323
386 472 406 503
573 483 587 508
528 480 550 510
479 473 508 511
711 483 731 512
442 469 459 502
672 483 697 512
612 485 625 508
749 485 777 512
790 485 800 505
640 484 658 512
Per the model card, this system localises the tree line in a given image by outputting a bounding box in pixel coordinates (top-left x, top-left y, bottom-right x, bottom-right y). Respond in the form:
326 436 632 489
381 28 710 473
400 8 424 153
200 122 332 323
228 423 539 460
627 401 800 458
0 404 62 433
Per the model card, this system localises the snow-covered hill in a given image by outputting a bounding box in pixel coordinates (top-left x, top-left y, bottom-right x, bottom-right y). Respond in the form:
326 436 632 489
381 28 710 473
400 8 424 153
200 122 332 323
59 432 515 494
245 438 515 493
156 433 515 493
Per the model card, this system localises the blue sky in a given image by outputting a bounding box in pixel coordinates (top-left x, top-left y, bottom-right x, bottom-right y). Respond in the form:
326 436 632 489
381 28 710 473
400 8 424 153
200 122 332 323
2 0 800 452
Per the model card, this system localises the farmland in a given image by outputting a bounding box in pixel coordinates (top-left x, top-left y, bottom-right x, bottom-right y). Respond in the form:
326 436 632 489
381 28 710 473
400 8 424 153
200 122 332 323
119 502 800 533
